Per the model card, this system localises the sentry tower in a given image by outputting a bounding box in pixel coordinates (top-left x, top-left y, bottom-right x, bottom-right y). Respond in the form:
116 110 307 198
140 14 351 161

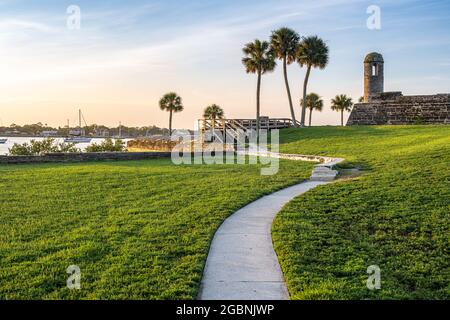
364 52 384 102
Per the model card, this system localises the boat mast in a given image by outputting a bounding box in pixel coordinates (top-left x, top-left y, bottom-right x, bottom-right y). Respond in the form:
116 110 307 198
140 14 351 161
78 109 89 136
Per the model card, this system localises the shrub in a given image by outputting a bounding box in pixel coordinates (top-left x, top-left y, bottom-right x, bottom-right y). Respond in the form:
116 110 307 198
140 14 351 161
8 138 80 156
85 139 126 152
8 143 32 156
127 138 179 151
58 142 82 153
413 114 425 125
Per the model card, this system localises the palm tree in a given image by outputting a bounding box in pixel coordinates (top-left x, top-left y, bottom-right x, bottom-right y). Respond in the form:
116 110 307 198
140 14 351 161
331 94 353 126
159 92 184 135
242 39 276 138
270 27 300 126
203 104 225 139
203 104 224 120
296 36 329 126
301 93 323 127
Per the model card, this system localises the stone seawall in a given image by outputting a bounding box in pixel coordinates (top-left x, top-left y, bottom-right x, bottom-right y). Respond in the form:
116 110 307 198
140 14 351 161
0 151 237 164
0 152 173 164
347 93 450 125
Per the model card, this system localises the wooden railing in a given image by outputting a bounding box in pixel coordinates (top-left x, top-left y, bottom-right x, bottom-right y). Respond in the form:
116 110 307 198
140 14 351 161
199 118 299 132
198 118 300 145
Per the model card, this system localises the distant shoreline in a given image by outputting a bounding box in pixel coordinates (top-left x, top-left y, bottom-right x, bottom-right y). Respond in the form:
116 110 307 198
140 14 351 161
0 135 135 139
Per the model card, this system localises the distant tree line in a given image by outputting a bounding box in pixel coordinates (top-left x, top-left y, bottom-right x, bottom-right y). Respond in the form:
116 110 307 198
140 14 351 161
0 123 169 137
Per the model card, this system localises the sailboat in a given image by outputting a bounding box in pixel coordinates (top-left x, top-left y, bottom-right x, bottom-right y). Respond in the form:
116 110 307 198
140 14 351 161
64 137 92 143
64 109 92 144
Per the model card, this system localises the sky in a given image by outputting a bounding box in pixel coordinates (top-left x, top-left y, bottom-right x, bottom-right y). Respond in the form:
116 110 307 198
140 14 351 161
0 0 449 129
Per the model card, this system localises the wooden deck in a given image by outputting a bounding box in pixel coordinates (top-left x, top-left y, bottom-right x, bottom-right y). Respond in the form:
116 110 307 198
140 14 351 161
199 118 298 131
198 118 299 144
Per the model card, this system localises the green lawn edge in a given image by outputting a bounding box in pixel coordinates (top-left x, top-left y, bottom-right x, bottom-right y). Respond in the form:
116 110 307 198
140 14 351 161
272 125 450 300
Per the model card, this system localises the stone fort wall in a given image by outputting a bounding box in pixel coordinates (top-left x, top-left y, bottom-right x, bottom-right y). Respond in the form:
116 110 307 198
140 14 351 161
0 151 237 164
0 152 172 164
347 92 450 125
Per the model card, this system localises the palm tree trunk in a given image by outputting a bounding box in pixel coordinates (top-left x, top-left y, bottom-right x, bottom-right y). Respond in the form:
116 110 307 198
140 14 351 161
211 116 215 141
169 109 173 135
256 70 262 141
283 58 297 127
301 65 312 127
309 109 313 127
341 110 344 126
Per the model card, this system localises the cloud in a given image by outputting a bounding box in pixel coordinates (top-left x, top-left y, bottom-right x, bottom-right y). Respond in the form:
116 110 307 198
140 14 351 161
0 18 58 33
1 0 448 128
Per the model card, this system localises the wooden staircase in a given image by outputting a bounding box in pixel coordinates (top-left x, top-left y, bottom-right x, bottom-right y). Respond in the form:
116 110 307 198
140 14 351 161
198 118 299 145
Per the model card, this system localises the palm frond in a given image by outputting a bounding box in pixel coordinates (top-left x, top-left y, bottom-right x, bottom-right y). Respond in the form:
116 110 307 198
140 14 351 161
269 27 300 64
203 104 225 119
301 93 324 111
296 35 329 69
242 39 277 74
330 94 353 111
159 92 184 112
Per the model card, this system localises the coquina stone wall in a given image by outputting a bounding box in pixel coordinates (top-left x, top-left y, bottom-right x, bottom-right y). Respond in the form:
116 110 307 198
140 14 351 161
0 152 172 164
347 92 450 125
0 151 236 164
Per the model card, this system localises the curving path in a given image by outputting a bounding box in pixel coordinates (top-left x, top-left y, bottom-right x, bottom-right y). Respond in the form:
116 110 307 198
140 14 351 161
198 154 344 300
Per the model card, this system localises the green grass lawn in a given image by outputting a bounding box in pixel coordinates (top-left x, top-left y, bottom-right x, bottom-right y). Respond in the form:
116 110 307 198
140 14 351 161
0 158 314 299
1 126 448 300
272 125 450 299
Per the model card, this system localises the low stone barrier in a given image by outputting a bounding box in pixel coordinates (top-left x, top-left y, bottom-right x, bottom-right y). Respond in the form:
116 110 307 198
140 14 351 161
0 152 173 164
347 93 450 125
0 151 239 164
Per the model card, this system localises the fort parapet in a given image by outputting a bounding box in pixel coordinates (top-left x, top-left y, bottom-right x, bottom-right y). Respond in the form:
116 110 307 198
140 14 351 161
347 92 450 125
348 52 449 125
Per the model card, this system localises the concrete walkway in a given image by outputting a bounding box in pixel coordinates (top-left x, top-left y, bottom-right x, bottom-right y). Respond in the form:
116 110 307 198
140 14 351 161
198 181 329 300
198 154 344 300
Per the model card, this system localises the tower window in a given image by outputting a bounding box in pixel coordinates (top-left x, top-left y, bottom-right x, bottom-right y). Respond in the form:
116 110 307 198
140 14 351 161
372 64 378 76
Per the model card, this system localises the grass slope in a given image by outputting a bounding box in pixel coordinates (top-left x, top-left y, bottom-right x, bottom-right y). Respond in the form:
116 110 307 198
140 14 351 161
273 125 449 299
0 158 314 299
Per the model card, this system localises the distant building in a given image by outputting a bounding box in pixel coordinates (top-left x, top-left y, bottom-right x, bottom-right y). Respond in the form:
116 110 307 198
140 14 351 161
99 129 110 137
41 131 58 137
69 129 85 136
347 52 450 125
5 130 22 135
